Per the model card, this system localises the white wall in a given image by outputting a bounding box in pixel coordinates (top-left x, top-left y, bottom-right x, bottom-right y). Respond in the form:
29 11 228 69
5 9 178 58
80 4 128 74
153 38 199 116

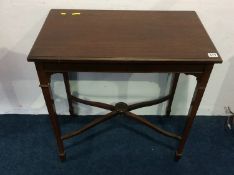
0 0 233 115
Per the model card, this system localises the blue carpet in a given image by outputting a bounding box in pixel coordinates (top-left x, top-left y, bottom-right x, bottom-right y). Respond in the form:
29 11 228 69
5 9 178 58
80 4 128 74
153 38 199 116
0 115 233 175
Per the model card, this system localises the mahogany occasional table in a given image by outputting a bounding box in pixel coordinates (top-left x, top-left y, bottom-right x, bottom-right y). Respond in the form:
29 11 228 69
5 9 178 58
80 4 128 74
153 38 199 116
27 9 222 161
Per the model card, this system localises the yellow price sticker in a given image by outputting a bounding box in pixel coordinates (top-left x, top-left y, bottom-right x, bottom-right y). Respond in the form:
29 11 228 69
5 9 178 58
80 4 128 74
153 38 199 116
72 12 81 16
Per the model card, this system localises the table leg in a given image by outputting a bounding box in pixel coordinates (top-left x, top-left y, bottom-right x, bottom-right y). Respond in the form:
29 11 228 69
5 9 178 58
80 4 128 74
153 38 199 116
175 65 213 160
36 64 66 160
63 72 74 115
166 73 180 116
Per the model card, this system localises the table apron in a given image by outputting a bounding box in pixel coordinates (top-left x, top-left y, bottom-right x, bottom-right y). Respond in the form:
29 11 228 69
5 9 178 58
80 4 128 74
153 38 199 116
38 62 209 73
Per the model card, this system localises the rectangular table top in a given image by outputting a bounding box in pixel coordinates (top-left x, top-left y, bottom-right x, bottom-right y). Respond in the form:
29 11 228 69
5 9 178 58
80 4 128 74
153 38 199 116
28 9 222 64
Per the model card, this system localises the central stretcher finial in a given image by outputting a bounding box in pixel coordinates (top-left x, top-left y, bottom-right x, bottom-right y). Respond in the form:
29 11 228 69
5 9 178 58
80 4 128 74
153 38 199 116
115 102 129 113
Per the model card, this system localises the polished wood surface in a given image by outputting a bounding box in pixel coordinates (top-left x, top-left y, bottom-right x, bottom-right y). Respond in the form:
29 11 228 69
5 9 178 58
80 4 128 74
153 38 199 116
28 9 222 161
28 9 221 63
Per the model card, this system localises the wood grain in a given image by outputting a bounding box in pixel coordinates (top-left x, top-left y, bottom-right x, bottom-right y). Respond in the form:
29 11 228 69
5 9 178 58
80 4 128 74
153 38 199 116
28 9 222 63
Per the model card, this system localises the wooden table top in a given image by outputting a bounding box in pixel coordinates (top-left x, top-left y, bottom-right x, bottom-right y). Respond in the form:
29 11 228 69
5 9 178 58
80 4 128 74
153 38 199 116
28 9 222 63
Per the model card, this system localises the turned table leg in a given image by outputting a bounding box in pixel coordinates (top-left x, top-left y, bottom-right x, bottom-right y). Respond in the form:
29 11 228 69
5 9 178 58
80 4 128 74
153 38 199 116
166 73 180 116
175 65 213 160
63 72 74 115
36 63 66 160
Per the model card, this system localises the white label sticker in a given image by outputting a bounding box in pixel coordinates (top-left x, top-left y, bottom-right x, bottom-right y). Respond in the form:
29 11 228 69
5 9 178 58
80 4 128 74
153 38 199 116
208 53 218 58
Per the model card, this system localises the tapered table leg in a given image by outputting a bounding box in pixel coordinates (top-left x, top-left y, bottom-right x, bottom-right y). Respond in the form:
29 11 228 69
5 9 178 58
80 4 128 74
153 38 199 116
166 73 180 116
36 63 66 160
175 65 213 160
63 72 74 115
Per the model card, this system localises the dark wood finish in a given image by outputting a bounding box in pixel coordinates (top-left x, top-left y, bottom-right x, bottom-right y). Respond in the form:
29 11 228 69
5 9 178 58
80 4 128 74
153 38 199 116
71 95 114 110
62 111 118 140
28 9 222 161
175 65 213 160
63 73 74 115
166 73 180 116
128 94 171 111
28 9 222 64
42 62 208 73
61 100 182 141
36 63 65 160
125 112 182 140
